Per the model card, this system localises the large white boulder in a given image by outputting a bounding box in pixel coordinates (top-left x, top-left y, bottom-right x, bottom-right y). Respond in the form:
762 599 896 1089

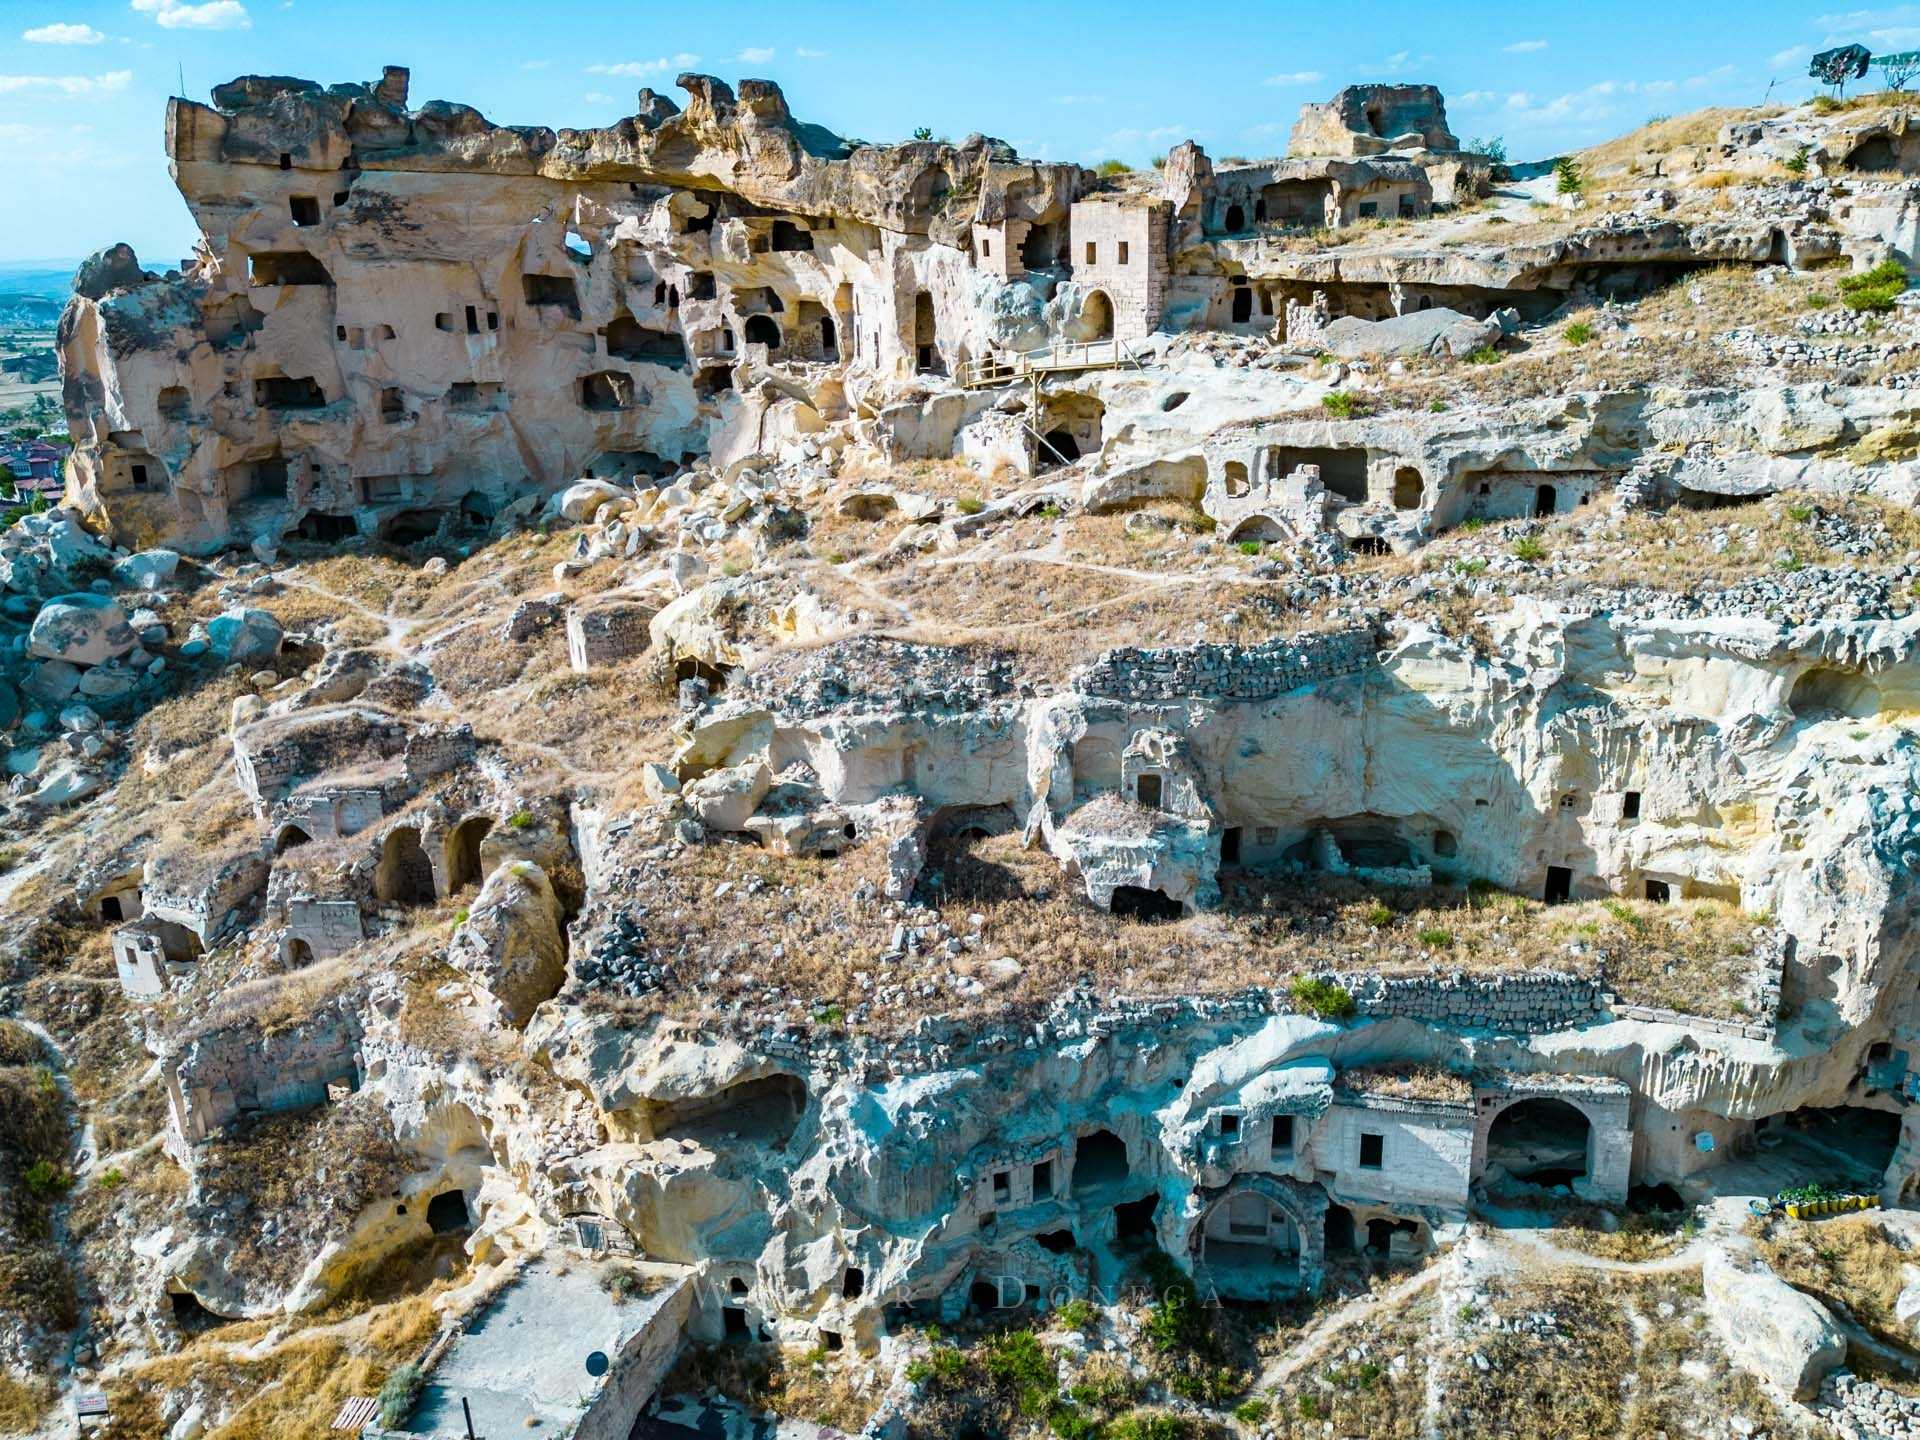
448 862 568 1028
684 758 771 833
206 607 283 663
556 479 631 523
1703 1247 1846 1400
114 548 183 589
28 593 134 667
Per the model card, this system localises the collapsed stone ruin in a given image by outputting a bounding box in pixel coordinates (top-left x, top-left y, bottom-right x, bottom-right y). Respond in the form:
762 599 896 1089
17 62 1920 1440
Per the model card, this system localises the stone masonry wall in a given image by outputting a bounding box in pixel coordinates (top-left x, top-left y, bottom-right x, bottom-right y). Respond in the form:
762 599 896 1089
1074 628 1377 702
1331 968 1608 1033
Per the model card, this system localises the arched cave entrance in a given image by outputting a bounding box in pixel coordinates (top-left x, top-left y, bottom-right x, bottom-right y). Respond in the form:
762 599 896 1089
1197 1189 1302 1298
443 815 493 894
375 826 436 907
1082 288 1114 342
1485 1097 1592 1189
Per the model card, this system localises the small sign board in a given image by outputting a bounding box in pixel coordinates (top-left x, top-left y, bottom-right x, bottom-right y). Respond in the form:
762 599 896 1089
585 1350 610 1379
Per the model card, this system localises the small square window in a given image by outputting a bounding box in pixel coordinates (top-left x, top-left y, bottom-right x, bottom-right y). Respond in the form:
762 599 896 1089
1117 241 1130 265
1219 1113 1240 1137
1085 241 1097 265
1622 791 1641 821
992 1170 1011 1201
289 195 320 227
1358 1132 1384 1169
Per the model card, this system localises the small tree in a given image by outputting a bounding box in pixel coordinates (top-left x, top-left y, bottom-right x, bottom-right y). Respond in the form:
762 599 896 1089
1554 156 1584 196
911 126 933 142
1879 50 1920 90
1811 43 1872 97
1465 135 1507 165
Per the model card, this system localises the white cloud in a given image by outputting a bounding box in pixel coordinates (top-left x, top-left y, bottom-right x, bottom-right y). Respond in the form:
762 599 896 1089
1768 43 1812 69
1502 38 1548 53
0 68 132 97
130 0 250 30
1261 69 1323 86
586 53 699 77
1373 49 1432 74
1455 88 1498 105
735 46 774 63
582 90 612 103
1053 93 1106 105
795 46 827 58
23 22 108 43
1816 7 1920 47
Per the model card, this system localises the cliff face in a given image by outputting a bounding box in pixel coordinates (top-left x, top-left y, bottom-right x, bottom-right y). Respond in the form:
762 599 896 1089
57 67 1083 555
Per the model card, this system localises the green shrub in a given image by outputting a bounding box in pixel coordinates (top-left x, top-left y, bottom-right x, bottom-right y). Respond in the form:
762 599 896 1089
1237 539 1262 555
1364 902 1394 928
955 495 985 515
1418 927 1454 947
1096 159 1131 176
1055 1298 1098 1331
1288 975 1357 1020
1107 1414 1191 1440
1463 344 1502 365
1429 399 1449 412
1784 144 1810 175
1234 1398 1271 1423
1511 534 1547 562
23 1160 69 1195
1297 1393 1322 1419
506 810 534 830
1839 259 1910 313
1564 320 1594 346
1806 292 1833 309
1321 391 1366 419
96 1168 124 1190
986 1329 1056 1415
1455 557 1487 576
1554 156 1584 195
377 1364 421 1428
1786 502 1813 522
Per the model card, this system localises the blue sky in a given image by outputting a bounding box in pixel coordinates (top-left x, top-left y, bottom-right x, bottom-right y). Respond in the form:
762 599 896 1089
0 0 1899 265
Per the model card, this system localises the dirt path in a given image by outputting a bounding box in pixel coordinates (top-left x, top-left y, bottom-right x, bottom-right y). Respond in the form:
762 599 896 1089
1255 1263 1444 1390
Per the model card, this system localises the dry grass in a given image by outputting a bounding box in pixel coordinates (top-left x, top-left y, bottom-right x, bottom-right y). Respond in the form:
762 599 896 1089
1754 1212 1920 1387
669 1342 882 1431
0 1371 51 1436
1334 1065 1472 1102
1578 106 1784 176
1549 1206 1693 1262
611 829 1770 1032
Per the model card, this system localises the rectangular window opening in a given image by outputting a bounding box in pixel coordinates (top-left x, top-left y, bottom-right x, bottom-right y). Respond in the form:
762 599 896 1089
1358 1132 1384 1169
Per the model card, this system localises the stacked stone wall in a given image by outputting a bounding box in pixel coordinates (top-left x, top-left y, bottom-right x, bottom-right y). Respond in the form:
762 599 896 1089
1075 628 1377 702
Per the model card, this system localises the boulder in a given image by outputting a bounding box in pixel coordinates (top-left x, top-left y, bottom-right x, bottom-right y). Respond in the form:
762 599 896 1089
557 479 632 523
683 758 772 832
1317 307 1508 360
72 242 155 301
28 594 134 666
206 607 284 663
448 861 568 1028
22 660 80 705
1703 1248 1845 1399
114 548 183 589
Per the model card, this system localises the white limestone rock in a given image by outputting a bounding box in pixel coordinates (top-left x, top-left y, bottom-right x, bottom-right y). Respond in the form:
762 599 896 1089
28 594 134 667
1704 1247 1846 1400
449 861 569 1028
